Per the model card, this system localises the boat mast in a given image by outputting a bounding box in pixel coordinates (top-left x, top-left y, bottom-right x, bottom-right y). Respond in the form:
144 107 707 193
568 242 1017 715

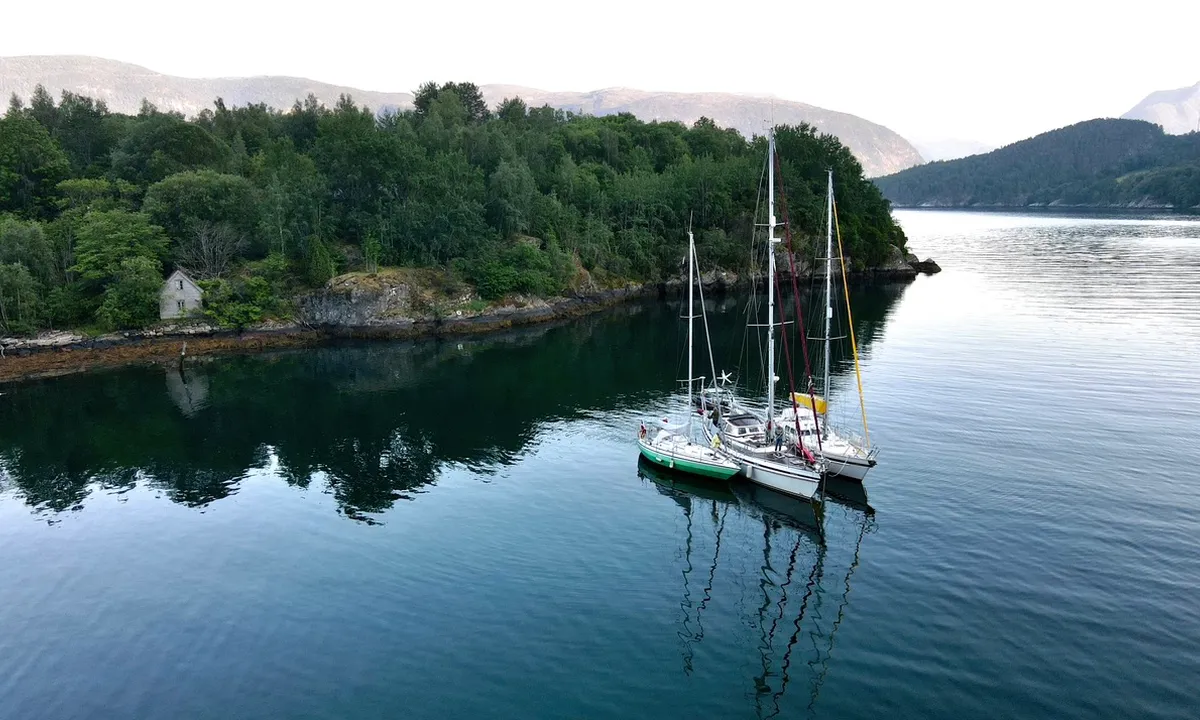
687 229 696 437
766 132 778 422
822 169 833 435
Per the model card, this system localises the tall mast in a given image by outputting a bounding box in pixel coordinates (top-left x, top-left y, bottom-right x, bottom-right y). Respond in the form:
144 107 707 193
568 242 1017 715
822 169 833 432
766 132 778 422
687 229 696 436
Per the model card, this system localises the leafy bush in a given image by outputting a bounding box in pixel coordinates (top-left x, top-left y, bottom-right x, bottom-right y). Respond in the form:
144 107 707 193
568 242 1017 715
199 252 293 328
459 241 572 300
200 276 273 329
96 257 161 330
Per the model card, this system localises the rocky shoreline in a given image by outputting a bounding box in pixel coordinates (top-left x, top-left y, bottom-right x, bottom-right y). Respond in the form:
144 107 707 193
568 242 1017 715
0 257 940 384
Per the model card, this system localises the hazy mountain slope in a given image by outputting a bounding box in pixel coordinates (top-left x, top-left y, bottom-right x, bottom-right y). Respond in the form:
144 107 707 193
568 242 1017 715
1122 81 1200 135
911 137 994 162
0 56 922 177
874 119 1200 208
0 55 414 117
480 85 923 176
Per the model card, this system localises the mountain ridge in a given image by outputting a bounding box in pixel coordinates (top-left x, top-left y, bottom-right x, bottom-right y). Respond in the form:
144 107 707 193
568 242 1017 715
1122 80 1200 135
0 55 923 177
874 118 1200 209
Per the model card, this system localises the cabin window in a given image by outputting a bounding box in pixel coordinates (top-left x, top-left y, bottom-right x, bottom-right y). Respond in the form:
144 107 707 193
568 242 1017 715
177 300 185 311
178 279 184 290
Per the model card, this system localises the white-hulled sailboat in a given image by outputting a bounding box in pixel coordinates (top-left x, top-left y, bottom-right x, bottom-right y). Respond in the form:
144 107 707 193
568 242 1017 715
637 230 740 481
774 171 878 481
702 132 826 502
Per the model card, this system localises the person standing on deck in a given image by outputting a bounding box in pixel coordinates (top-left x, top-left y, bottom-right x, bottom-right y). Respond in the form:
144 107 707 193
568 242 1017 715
774 423 784 452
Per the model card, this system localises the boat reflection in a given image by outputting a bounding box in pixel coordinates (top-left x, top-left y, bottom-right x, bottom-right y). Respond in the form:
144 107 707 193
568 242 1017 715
640 456 874 717
638 458 737 674
821 475 872 511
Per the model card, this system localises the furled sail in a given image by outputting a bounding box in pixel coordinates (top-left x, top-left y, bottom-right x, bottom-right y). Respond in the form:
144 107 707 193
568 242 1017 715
792 393 827 415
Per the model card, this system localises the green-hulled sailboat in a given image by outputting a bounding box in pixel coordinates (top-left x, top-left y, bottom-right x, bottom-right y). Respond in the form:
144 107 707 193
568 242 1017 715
637 230 739 481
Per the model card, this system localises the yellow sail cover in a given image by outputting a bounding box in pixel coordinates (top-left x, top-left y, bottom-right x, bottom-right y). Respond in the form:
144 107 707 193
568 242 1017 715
792 393 827 415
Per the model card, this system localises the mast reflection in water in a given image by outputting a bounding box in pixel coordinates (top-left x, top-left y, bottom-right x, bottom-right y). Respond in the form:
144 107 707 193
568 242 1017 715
639 457 874 718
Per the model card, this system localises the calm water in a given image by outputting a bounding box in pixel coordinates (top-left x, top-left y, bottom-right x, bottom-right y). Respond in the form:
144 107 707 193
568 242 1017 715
2 210 1199 719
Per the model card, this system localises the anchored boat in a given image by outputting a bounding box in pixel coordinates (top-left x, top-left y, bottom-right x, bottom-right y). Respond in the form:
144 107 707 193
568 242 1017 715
637 229 739 481
701 131 825 502
773 171 879 481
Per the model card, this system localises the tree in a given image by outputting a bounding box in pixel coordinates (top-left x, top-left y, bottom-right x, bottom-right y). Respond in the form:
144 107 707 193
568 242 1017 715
28 85 58 133
96 256 162 329
413 82 490 122
0 217 54 283
488 159 538 236
176 222 246 279
496 97 528 123
110 113 230 185
143 170 261 254
72 210 168 284
413 82 441 117
312 98 416 244
0 113 71 218
251 139 325 258
0 262 42 334
55 91 116 175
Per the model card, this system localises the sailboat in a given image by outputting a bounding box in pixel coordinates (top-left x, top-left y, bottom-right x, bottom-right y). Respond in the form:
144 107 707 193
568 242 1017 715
775 171 878 481
637 230 740 481
702 131 826 502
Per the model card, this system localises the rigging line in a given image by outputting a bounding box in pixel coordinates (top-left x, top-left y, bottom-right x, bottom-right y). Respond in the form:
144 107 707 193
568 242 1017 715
771 266 813 461
757 532 805 698
693 241 720 392
754 518 776 704
678 498 697 674
772 152 824 459
807 509 872 713
765 541 826 720
692 502 729 648
742 151 770 385
833 198 871 448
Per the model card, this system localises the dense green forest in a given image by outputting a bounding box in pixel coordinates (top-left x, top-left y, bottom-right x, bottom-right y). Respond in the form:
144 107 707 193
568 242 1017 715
0 82 906 336
875 119 1200 208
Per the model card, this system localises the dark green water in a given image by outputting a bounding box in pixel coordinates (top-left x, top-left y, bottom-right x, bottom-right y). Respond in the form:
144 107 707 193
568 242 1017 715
2 210 1199 719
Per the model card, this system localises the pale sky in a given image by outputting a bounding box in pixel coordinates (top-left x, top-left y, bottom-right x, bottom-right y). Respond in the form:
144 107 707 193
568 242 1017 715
4 0 1198 146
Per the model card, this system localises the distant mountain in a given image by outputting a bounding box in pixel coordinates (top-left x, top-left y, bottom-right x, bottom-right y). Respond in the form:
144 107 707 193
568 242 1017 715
1123 81 1200 135
874 118 1200 209
0 55 415 117
479 85 923 176
910 137 994 162
0 55 923 177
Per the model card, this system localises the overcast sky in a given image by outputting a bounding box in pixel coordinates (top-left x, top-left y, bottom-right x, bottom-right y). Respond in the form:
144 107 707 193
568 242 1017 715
5 0 1198 146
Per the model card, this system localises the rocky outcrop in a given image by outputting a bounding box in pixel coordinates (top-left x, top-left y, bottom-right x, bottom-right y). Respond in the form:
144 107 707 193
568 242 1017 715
296 276 417 328
911 257 942 274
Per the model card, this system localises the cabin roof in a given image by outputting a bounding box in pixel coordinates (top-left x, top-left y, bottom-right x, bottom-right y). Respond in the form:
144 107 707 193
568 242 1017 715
163 269 201 291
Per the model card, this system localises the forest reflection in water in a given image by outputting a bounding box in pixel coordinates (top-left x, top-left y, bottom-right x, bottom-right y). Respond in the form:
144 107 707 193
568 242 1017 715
0 283 908 522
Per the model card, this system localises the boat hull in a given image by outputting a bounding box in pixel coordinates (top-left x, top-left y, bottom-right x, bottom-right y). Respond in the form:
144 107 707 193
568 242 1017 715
821 453 874 481
637 438 740 480
728 451 821 501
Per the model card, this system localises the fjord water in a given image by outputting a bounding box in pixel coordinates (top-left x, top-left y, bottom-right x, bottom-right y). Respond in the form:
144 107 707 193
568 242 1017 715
2 210 1199 719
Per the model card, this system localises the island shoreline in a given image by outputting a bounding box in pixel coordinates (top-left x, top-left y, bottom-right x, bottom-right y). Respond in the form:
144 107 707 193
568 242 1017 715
0 268 929 384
